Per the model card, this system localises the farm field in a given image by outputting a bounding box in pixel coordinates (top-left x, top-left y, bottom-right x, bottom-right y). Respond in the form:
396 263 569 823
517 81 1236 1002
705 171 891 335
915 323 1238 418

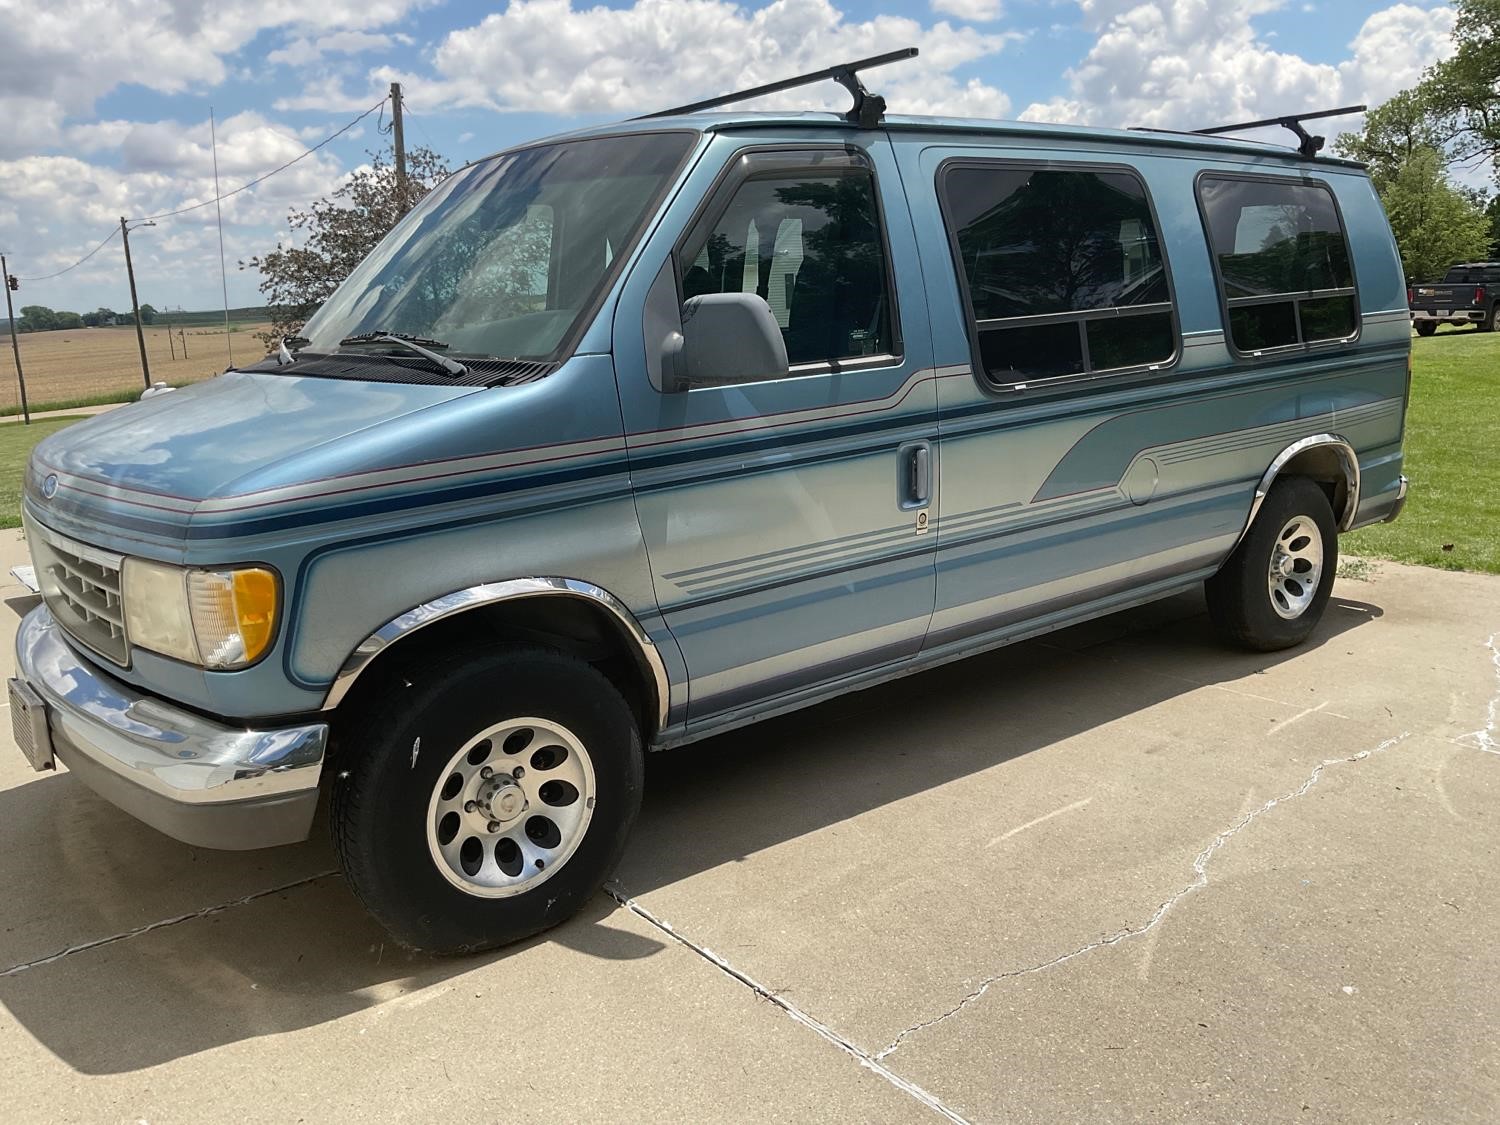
0 322 270 414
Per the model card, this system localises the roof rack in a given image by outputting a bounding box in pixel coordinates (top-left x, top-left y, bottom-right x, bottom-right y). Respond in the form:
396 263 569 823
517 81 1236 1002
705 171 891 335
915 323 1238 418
1191 104 1367 159
638 47 919 129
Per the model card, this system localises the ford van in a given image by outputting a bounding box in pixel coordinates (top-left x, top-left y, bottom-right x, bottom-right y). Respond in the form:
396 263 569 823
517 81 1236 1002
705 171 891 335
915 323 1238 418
9 53 1410 953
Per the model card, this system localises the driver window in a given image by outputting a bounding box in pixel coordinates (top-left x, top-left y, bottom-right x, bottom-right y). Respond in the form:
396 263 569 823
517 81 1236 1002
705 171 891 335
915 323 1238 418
679 168 894 366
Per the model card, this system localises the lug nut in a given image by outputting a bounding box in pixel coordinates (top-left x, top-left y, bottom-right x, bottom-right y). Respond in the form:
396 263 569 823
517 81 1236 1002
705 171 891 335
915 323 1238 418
512 766 525 779
463 800 477 813
480 766 494 780
487 820 502 833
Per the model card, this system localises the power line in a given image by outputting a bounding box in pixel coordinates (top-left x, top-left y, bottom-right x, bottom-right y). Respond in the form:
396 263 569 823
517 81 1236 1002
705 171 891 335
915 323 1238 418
400 95 441 153
11 94 390 287
11 96 387 286
14 227 120 281
132 95 388 222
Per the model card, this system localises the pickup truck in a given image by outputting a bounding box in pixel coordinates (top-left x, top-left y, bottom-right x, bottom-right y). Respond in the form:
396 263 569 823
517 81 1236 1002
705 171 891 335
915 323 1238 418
1409 261 1500 335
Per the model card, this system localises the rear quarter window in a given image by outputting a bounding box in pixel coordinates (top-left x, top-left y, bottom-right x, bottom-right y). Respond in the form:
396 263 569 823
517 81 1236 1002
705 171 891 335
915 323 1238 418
1197 174 1359 355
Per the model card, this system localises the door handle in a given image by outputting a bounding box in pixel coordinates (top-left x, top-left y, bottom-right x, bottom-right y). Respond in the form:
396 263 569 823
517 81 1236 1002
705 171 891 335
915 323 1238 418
910 445 930 504
897 441 931 510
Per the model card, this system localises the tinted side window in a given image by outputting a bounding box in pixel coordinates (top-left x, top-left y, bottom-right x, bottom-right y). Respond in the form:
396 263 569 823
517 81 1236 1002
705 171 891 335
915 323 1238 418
679 169 894 367
940 164 1176 386
1198 176 1357 353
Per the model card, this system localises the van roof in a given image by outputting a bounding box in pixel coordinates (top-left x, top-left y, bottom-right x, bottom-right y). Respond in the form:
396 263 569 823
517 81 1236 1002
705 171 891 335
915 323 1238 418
479 110 1368 171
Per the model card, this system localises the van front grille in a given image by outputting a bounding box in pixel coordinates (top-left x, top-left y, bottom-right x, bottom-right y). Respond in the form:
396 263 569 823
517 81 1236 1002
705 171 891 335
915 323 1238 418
24 517 129 666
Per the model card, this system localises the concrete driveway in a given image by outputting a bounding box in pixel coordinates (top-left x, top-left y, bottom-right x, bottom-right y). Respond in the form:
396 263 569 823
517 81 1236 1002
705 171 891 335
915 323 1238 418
0 527 1495 1123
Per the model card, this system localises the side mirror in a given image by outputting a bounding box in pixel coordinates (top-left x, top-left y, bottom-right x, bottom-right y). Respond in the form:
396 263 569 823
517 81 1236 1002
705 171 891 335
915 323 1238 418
660 293 789 393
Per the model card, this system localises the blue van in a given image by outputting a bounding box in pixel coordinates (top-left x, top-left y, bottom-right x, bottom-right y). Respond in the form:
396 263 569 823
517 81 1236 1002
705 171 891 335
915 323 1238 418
9 56 1409 953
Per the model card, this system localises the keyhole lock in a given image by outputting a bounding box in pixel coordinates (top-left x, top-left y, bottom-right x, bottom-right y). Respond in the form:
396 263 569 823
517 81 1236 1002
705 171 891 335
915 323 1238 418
915 510 929 534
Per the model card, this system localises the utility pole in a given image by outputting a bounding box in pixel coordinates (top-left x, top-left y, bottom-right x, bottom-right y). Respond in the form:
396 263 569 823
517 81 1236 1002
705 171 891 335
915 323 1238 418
391 82 409 216
120 217 154 389
1 254 30 424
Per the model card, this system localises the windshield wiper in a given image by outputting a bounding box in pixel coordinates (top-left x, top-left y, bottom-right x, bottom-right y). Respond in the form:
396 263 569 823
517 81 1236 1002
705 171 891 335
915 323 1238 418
338 331 469 377
276 335 310 367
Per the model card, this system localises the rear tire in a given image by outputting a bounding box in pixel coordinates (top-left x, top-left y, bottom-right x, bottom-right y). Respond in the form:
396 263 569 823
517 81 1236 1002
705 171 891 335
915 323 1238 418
1483 305 1498 332
1206 476 1338 652
331 644 644 954
1415 321 1437 337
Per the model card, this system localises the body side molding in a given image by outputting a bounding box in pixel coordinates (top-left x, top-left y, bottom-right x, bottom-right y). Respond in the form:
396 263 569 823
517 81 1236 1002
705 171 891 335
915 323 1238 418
322 578 671 731
1236 433 1361 549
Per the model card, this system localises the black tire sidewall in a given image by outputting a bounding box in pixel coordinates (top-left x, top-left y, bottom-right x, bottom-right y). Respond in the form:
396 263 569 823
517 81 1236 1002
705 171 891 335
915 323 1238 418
1225 477 1338 649
336 647 643 953
1415 321 1436 337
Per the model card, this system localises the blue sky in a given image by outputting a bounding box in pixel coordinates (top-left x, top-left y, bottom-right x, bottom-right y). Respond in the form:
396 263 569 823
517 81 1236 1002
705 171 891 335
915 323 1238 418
0 0 1459 314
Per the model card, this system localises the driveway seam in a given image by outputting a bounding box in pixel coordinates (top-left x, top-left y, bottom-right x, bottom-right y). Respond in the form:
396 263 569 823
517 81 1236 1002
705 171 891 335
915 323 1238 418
603 881 973 1125
0 870 338 977
874 731 1412 1061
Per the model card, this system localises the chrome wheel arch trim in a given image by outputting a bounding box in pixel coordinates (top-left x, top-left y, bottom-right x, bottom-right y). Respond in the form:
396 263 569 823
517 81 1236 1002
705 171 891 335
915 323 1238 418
322 577 670 732
1236 433 1360 549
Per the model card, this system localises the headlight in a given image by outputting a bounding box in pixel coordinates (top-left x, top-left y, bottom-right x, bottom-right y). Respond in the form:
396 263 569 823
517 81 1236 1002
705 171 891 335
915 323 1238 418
122 560 279 669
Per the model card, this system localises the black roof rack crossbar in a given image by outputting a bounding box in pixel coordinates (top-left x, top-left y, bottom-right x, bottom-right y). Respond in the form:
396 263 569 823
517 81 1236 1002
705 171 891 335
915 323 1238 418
1192 104 1366 159
637 47 919 129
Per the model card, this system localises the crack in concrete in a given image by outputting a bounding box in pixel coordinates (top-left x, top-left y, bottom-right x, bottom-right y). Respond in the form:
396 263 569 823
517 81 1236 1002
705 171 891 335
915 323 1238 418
603 882 972 1125
0 870 339 978
1473 634 1499 756
874 732 1411 1061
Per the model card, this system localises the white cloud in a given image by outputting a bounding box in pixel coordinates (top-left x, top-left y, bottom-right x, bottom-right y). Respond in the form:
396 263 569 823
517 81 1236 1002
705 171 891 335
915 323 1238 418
1021 1 1457 132
281 0 1020 118
274 76 393 113
0 108 352 312
0 0 431 157
931 0 1004 21
268 30 414 66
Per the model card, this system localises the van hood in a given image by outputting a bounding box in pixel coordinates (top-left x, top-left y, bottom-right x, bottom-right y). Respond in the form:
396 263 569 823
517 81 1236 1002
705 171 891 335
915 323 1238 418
28 371 481 546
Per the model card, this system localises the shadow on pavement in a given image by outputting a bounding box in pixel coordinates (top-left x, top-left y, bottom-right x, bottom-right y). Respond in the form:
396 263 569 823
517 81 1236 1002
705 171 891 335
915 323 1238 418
0 588 1382 1072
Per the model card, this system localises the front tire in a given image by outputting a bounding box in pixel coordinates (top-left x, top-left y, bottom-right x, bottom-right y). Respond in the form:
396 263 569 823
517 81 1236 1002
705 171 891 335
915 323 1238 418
1206 476 1338 652
331 644 644 954
1415 321 1437 337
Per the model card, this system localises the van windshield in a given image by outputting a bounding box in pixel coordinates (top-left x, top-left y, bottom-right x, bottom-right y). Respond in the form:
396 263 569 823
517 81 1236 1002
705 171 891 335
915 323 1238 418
301 131 697 361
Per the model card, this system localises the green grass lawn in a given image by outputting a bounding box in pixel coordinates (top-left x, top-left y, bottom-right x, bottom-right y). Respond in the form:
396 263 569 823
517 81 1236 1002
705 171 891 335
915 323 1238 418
1346 327 1500 574
0 416 88 530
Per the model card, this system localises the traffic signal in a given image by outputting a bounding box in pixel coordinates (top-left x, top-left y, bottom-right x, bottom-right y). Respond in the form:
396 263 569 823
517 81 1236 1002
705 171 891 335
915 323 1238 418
5 275 16 291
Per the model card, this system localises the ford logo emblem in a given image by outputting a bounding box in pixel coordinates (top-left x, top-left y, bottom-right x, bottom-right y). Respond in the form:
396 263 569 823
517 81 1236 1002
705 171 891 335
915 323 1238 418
41 474 58 499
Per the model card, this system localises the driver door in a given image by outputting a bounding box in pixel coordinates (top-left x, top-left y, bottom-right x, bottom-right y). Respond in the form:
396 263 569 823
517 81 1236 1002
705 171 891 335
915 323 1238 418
613 139 938 724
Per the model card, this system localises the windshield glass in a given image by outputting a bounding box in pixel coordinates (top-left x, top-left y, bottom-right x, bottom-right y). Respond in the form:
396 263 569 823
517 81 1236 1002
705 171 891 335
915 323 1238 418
301 131 696 360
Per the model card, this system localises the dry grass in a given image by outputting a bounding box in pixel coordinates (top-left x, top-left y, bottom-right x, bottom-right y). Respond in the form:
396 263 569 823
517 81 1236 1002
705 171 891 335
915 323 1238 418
0 323 270 412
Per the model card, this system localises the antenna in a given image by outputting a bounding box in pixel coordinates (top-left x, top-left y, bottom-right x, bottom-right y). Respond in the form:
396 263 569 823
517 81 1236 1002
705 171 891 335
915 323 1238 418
639 47 919 129
211 107 234 370
1192 104 1366 159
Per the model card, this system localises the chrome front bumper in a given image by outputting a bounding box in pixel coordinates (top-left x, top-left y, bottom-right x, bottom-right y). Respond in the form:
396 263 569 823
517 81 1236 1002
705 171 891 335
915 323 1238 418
11 607 327 849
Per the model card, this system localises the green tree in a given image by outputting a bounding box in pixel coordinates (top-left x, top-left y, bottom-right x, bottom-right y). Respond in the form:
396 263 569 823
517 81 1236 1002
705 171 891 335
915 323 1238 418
17 305 57 332
1380 146 1491 282
137 303 157 325
1334 89 1459 192
81 307 118 327
1486 194 1500 256
243 145 450 346
53 310 83 330
1420 0 1500 167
